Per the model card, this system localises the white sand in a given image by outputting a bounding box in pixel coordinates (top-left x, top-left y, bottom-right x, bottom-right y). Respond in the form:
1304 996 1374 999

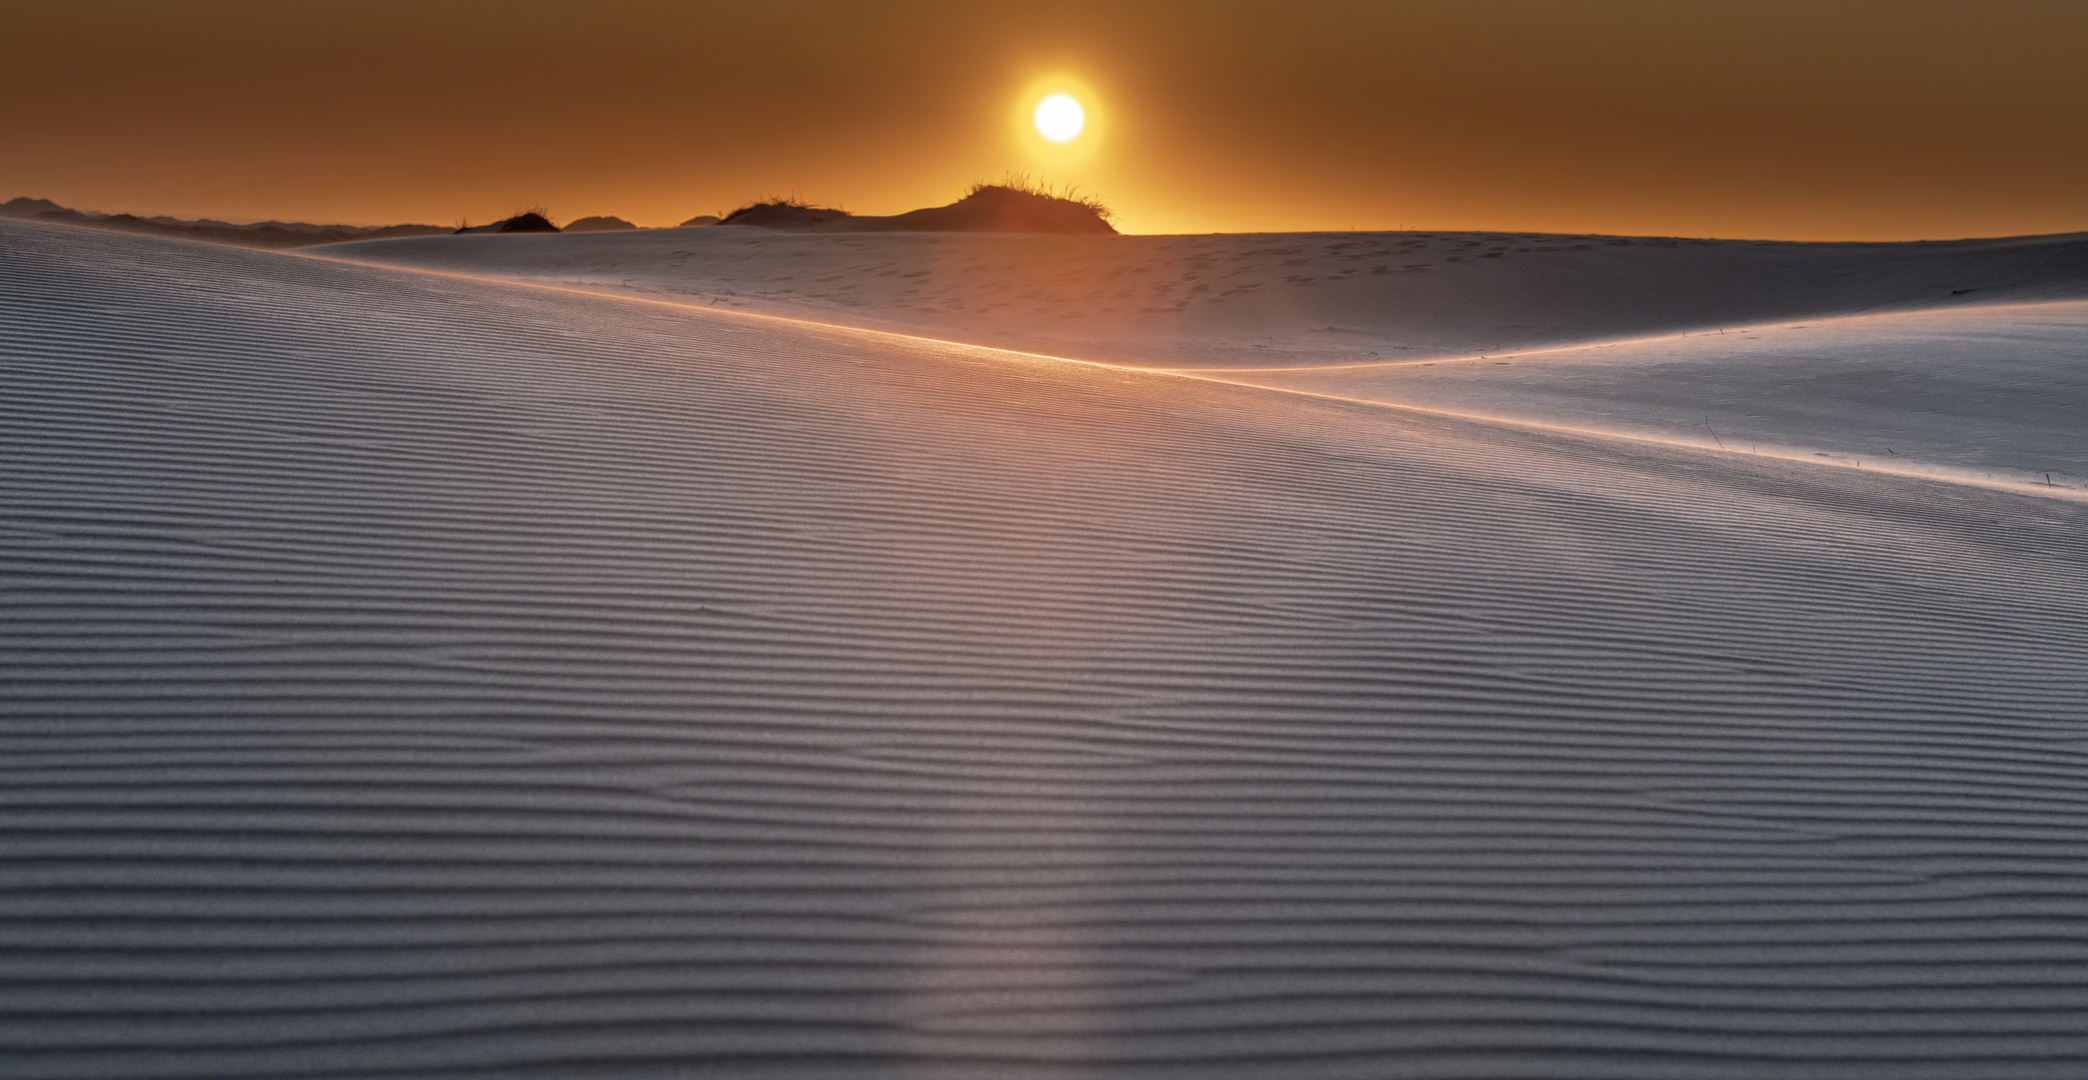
5 217 2088 1078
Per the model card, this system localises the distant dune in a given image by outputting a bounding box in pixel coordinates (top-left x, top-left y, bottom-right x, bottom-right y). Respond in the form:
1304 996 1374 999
7 215 2088 1079
0 196 65 218
716 183 1118 234
0 196 445 248
714 200 851 228
563 214 639 232
453 211 559 235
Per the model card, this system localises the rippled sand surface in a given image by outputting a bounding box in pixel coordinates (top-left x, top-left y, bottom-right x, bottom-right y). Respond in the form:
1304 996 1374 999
6 219 2088 1079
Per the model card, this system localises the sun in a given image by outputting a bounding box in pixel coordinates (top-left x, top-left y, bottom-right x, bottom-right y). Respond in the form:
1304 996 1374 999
1034 93 1085 142
1012 76 1102 161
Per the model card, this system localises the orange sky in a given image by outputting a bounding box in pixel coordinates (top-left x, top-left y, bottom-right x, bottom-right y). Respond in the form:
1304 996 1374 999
6 0 2085 238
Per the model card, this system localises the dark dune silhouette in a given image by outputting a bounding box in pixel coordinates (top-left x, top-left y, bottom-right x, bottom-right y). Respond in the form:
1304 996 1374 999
2 197 66 218
717 184 1116 235
869 183 1117 234
455 212 560 235
716 200 850 228
564 215 638 233
5 183 1114 249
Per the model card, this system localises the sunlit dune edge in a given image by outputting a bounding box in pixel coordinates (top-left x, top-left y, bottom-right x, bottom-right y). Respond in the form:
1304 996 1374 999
1180 300 2088 499
6 218 2088 1079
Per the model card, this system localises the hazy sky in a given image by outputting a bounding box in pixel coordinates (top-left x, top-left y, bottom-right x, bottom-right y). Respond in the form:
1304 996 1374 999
7 0 2085 238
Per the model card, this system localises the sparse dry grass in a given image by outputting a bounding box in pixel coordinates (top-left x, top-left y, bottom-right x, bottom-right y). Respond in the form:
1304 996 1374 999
965 174 1113 223
718 195 845 224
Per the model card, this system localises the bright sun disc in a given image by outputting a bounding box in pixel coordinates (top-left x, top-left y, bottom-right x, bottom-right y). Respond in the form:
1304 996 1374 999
1034 93 1084 142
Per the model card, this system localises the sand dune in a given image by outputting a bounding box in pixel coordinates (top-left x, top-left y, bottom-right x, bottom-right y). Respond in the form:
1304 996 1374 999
320 224 2088 498
6 217 2088 1078
319 226 2088 367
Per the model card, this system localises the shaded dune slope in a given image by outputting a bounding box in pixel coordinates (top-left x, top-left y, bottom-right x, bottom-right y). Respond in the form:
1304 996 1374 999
6 220 2088 1078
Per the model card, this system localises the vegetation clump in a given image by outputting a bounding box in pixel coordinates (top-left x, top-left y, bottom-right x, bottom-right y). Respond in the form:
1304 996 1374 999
963 174 1113 225
455 207 560 234
716 196 850 228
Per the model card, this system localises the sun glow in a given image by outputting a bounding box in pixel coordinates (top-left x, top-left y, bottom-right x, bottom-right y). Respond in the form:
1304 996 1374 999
1034 94 1085 142
1012 76 1104 171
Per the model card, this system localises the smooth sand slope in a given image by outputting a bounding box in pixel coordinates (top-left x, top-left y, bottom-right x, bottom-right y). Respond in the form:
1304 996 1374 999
6 218 2088 1078
1214 302 2088 495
